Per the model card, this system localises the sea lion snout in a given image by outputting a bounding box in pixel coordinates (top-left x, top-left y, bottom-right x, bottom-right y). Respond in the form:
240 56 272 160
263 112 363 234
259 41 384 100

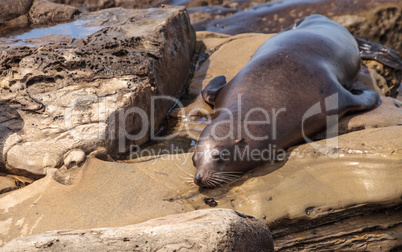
194 171 204 186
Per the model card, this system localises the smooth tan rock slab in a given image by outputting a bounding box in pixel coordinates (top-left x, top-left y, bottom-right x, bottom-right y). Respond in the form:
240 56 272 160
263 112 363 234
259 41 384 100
0 176 17 194
1 209 274 252
0 126 400 247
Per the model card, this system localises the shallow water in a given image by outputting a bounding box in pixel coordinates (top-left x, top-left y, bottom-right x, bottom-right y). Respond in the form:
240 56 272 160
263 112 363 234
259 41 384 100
1 20 104 46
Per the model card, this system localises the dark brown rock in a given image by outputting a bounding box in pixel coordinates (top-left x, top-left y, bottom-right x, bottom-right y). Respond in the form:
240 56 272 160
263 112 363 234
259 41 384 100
0 0 33 24
48 0 162 11
193 0 402 54
28 0 80 25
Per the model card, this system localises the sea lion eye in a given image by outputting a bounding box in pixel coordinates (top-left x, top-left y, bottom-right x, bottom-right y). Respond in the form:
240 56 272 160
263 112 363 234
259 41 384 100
192 154 196 166
212 153 225 163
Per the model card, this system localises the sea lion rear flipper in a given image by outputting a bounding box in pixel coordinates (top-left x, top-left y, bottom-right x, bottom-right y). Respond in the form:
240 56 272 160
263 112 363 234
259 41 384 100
355 37 402 70
201 76 227 106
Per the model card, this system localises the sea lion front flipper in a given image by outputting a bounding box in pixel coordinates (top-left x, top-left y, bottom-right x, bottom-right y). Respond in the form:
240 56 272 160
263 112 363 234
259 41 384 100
201 76 227 107
355 37 402 70
343 88 380 114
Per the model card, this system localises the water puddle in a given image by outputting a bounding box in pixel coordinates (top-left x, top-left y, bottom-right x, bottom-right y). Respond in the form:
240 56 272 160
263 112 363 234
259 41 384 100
1 19 105 47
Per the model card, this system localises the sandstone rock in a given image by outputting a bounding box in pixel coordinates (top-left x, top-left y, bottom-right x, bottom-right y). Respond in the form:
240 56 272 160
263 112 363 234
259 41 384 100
0 126 400 249
63 149 86 168
0 175 18 194
0 6 196 176
28 0 80 25
337 97 402 134
1 209 274 251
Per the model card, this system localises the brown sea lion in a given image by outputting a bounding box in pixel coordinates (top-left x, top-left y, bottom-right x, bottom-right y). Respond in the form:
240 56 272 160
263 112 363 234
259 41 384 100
192 14 402 188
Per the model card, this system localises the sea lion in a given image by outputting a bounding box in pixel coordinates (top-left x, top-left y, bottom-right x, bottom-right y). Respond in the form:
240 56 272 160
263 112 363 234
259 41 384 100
192 14 402 188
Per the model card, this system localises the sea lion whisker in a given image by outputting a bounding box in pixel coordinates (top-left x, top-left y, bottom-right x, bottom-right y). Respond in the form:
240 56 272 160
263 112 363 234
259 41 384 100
211 173 233 180
206 180 215 188
175 164 193 177
210 179 222 187
214 172 242 177
221 173 242 177
216 174 241 179
211 173 239 181
210 176 225 183
180 175 194 180
217 171 243 174
207 177 221 187
212 179 230 185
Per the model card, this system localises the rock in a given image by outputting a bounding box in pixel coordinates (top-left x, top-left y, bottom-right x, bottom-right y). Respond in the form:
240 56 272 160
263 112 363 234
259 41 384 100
337 97 402 134
0 30 400 251
0 0 33 24
0 0 79 31
63 149 86 169
48 0 162 11
158 0 272 9
0 125 400 250
0 104 24 173
187 5 237 26
193 0 402 54
0 6 196 176
28 0 80 25
1 209 274 251
0 175 18 194
361 60 401 98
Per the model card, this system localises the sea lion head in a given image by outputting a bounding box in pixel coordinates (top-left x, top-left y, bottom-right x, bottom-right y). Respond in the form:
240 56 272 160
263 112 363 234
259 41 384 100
193 136 249 188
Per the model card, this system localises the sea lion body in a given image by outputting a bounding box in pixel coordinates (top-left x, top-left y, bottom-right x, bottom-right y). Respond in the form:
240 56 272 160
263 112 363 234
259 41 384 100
193 15 383 188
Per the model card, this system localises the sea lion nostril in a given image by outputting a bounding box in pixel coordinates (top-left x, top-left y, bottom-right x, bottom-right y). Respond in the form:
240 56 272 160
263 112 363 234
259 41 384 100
194 173 203 185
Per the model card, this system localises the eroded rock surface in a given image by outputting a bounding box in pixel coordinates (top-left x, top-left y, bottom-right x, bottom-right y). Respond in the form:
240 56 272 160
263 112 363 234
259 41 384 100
0 6 196 177
1 209 274 251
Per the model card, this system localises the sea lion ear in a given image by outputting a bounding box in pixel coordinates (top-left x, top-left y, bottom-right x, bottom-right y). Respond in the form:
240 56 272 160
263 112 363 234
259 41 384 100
201 76 227 107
